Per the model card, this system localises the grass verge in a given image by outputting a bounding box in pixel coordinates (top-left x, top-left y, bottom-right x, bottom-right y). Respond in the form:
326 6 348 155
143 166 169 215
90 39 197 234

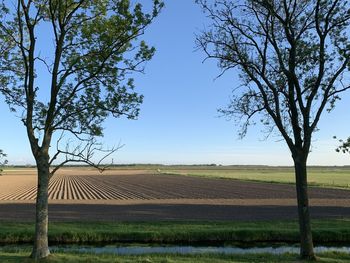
0 251 350 263
0 219 350 245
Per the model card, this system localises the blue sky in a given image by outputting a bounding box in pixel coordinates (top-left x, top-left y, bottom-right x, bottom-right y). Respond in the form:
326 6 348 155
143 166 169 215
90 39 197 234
0 1 350 166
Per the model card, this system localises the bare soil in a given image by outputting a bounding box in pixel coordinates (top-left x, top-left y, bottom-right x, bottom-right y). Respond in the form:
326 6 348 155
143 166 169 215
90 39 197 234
0 168 349 221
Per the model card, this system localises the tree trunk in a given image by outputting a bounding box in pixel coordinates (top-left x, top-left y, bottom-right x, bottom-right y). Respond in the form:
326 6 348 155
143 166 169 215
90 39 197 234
30 154 50 259
293 155 316 260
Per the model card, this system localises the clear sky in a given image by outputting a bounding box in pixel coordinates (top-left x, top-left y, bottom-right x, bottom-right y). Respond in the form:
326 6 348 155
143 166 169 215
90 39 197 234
0 1 350 166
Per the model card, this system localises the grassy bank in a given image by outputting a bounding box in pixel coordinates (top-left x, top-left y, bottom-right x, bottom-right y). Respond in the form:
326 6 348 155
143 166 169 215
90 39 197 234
159 166 350 189
0 250 350 263
0 219 350 245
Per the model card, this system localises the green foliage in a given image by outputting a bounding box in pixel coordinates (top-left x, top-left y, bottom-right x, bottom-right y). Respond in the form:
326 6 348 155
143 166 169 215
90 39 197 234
335 137 350 154
0 3 163 255
0 0 163 141
0 150 7 174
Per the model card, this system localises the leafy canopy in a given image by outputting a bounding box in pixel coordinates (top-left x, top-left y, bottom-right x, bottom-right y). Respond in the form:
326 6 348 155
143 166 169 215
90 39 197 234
0 0 163 143
0 150 7 173
197 0 350 152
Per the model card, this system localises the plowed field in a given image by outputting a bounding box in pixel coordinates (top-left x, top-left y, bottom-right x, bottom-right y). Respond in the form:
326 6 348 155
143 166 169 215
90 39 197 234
0 168 349 221
0 168 349 201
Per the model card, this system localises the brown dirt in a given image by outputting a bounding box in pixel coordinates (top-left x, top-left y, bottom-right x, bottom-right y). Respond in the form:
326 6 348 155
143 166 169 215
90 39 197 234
0 168 349 221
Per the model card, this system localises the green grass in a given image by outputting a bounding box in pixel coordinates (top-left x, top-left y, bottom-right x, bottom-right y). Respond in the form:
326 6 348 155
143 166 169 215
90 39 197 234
0 219 350 245
0 251 350 263
158 166 350 189
1 220 350 262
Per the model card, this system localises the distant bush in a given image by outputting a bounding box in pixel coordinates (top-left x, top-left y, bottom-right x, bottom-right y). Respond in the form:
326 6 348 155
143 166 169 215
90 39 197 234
335 137 350 154
0 150 7 175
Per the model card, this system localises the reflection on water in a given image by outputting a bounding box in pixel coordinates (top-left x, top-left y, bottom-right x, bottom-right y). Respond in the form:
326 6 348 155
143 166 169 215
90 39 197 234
51 245 350 255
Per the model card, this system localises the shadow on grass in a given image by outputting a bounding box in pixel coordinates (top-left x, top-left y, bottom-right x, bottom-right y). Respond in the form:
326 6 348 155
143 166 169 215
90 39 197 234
1 252 350 263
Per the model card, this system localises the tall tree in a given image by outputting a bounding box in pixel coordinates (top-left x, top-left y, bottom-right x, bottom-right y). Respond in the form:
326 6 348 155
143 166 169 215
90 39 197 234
0 0 163 259
197 0 350 260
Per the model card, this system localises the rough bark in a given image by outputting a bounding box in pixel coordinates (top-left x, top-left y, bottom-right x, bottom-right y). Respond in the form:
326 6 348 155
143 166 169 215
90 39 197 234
30 153 50 259
293 153 316 260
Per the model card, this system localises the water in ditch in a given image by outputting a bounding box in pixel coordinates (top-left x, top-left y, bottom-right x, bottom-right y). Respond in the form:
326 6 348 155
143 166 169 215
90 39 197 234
2 243 350 255
50 244 350 255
